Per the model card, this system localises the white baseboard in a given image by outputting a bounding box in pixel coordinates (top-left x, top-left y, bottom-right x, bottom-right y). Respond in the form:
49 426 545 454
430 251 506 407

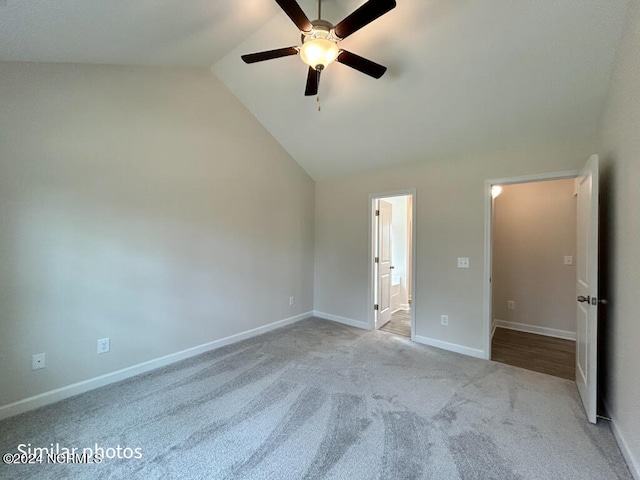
313 311 370 330
414 335 486 359
0 311 313 421
493 319 576 341
391 306 410 314
491 320 497 339
603 400 640 479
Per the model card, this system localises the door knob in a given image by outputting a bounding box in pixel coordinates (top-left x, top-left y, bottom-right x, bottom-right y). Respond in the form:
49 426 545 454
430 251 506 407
577 295 590 303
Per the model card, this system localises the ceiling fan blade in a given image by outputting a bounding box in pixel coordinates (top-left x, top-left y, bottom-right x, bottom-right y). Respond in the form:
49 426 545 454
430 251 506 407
336 50 387 78
334 0 396 40
241 47 299 64
275 0 313 33
305 67 321 96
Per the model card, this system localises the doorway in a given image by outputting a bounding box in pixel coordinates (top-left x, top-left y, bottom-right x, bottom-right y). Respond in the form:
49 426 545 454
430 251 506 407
483 155 601 424
490 178 578 380
369 191 416 340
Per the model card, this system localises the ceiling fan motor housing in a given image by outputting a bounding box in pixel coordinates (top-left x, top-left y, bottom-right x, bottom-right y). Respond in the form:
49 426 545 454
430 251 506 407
300 19 335 41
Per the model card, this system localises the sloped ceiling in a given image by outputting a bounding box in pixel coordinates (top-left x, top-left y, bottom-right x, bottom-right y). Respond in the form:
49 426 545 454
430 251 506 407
0 0 282 66
0 0 631 180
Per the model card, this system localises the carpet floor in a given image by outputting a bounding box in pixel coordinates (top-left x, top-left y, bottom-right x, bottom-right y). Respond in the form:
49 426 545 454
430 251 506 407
0 318 631 480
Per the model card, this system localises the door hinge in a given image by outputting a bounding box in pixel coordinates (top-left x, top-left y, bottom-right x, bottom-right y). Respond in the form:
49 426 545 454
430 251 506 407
374 256 379 263
375 209 380 216
374 304 379 311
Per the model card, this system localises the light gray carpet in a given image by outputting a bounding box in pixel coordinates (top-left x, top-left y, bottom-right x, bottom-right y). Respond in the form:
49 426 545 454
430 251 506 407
0 318 632 479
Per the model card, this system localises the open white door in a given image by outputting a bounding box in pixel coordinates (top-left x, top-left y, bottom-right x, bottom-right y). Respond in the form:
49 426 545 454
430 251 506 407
376 200 393 328
576 154 599 424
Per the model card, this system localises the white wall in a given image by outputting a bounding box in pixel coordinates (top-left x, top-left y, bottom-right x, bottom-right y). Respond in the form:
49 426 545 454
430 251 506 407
0 62 315 408
599 0 640 475
314 138 598 354
492 179 577 335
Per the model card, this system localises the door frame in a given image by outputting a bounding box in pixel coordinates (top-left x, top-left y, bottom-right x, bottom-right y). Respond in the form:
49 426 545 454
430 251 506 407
482 170 579 359
368 189 417 339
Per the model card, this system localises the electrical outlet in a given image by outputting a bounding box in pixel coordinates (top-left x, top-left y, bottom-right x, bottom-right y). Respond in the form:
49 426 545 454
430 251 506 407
507 300 515 310
97 338 110 354
441 315 449 326
457 257 470 269
32 353 46 370
289 296 295 306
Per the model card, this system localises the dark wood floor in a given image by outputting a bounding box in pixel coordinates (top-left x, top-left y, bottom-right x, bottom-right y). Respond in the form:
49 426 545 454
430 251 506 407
379 310 411 338
491 328 576 380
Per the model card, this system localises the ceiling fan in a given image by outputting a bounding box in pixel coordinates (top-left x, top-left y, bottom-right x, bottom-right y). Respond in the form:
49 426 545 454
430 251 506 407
241 0 396 96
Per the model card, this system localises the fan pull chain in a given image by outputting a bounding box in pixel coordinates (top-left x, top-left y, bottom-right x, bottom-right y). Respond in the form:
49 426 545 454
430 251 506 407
317 95 321 112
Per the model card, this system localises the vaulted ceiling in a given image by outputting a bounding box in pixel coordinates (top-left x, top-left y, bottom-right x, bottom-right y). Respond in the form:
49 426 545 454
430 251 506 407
0 0 631 179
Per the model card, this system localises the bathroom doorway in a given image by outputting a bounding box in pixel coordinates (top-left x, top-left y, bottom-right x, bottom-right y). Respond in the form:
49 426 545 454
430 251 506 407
369 191 415 339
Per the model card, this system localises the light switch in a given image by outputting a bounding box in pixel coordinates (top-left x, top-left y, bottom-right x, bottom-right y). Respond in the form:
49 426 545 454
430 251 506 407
564 256 574 266
457 257 470 269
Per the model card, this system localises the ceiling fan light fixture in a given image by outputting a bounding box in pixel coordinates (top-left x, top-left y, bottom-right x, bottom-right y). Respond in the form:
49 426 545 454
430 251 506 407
299 37 339 70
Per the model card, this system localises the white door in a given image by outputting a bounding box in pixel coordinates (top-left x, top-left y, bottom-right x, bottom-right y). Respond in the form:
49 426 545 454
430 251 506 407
576 154 599 424
376 200 393 328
